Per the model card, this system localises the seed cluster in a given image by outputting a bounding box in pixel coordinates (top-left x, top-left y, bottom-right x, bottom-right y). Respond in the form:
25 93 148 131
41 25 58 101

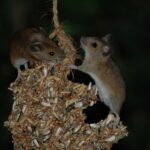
5 62 128 150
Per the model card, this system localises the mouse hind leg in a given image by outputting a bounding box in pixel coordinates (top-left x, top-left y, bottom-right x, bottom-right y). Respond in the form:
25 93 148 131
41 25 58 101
103 97 121 127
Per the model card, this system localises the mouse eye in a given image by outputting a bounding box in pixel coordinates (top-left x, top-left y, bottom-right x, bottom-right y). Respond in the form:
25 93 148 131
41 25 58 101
91 42 97 48
30 44 42 52
49 51 55 56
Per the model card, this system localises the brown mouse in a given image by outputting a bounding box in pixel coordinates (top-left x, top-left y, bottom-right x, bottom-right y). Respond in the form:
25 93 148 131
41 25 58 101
10 27 65 80
77 35 125 122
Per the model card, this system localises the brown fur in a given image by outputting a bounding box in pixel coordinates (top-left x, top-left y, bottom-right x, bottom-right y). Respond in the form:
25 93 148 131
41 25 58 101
79 36 125 116
10 27 65 69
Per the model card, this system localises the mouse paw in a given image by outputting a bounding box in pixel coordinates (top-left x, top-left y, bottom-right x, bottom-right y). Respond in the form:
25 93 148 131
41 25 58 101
103 113 120 128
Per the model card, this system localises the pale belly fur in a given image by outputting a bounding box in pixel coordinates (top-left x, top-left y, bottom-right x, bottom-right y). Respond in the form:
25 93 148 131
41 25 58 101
89 72 112 108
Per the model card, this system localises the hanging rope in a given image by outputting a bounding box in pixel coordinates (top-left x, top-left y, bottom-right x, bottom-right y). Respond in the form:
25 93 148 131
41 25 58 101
50 0 76 65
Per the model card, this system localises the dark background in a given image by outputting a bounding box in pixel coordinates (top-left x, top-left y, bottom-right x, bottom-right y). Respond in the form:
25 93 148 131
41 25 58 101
1 0 150 149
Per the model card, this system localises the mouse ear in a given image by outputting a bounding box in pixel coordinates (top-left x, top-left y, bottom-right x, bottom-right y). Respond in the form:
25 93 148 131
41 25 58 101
102 34 111 43
102 45 111 56
30 43 42 52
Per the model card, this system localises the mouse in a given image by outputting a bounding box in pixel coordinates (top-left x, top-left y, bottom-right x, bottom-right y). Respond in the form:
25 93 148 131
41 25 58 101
10 27 65 80
74 35 125 124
